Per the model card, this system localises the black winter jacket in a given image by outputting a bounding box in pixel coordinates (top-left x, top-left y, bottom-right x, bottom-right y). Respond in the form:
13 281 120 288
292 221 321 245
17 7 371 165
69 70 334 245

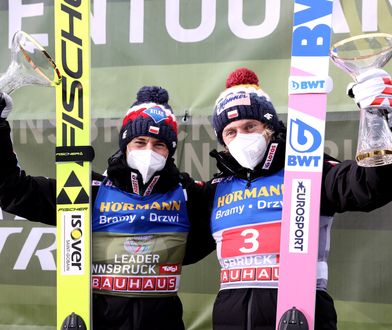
203 132 392 330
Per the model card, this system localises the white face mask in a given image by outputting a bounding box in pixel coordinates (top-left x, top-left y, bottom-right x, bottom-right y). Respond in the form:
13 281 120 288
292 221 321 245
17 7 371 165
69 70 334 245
126 149 167 184
227 132 267 170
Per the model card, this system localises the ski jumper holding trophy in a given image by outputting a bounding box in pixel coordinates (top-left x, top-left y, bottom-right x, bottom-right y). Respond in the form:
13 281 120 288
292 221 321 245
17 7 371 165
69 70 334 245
0 86 214 330
202 67 392 330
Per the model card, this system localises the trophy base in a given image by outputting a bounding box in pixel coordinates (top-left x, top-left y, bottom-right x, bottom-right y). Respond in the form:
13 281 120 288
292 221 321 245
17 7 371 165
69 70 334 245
356 149 392 167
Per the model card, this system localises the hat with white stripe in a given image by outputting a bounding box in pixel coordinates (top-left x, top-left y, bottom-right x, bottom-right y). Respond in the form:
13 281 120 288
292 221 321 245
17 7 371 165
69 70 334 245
212 67 280 145
119 86 178 156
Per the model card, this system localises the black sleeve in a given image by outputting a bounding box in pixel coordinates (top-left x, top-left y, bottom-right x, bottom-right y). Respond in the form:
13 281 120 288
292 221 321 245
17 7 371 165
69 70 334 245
0 120 57 224
321 154 392 215
0 121 103 225
180 172 216 265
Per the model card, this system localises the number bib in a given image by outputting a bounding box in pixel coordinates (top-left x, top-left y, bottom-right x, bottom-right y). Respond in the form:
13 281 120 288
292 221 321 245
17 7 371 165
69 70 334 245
211 171 284 290
92 180 190 297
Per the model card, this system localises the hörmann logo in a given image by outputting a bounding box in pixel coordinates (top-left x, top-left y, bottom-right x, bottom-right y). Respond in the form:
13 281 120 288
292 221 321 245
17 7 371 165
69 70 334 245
63 212 85 275
61 0 84 155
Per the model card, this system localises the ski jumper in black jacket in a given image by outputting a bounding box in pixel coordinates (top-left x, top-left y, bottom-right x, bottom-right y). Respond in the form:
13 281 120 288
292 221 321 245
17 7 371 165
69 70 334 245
203 68 392 330
0 87 215 330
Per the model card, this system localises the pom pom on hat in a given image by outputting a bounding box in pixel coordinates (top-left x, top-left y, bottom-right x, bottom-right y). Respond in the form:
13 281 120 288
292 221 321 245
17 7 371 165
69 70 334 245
213 67 280 145
119 86 178 157
226 67 259 88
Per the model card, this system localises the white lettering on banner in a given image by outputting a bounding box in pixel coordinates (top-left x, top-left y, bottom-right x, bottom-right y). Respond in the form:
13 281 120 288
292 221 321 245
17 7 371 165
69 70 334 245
0 227 56 271
228 0 280 39
130 0 143 43
7 1 391 47
166 0 216 43
91 0 107 44
14 228 56 270
8 0 47 48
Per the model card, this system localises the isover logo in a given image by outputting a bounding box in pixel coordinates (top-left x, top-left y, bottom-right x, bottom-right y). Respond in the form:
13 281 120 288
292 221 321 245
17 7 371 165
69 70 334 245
286 110 324 172
62 212 85 275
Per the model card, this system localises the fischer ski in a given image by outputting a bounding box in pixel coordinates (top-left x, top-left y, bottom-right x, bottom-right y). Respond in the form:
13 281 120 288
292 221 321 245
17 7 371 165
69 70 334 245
55 1 93 329
276 1 334 329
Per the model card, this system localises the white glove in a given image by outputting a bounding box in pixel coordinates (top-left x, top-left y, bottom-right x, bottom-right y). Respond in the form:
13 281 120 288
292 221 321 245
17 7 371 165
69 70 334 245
347 68 392 111
0 92 13 121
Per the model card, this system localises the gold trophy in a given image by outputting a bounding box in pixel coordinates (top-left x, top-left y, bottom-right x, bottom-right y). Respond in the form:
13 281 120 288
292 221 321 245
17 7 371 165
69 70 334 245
330 33 392 167
0 30 61 94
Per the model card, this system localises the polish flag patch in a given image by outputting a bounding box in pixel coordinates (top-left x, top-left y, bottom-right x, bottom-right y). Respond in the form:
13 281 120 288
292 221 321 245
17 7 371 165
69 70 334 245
227 109 239 119
149 126 160 134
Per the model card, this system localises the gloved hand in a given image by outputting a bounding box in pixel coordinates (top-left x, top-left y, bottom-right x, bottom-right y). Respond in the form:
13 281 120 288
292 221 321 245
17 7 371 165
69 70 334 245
347 68 392 111
0 92 13 122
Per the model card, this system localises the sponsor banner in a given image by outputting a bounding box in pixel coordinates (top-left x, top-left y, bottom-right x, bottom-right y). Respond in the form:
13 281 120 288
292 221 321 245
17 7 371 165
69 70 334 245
3 115 392 327
1 2 392 120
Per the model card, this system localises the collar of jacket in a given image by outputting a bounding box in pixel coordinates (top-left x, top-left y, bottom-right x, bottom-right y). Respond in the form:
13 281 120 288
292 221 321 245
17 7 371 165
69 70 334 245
106 149 181 195
210 136 286 181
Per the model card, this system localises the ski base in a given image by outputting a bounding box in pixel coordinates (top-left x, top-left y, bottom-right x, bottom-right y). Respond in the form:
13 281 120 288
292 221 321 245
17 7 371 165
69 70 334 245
278 307 309 330
61 312 87 330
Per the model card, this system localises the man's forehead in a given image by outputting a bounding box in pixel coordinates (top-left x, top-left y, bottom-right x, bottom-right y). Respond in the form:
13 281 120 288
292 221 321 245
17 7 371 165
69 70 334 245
223 119 264 130
132 136 161 142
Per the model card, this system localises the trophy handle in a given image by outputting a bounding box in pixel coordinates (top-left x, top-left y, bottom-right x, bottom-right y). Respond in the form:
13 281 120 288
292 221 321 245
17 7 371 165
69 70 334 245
0 30 61 94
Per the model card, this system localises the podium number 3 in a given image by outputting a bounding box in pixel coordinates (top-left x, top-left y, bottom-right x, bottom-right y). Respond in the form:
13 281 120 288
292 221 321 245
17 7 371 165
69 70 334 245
239 228 259 253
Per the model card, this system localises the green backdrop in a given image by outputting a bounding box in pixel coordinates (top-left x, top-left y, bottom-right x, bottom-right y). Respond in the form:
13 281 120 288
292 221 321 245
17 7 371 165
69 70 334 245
1 1 392 329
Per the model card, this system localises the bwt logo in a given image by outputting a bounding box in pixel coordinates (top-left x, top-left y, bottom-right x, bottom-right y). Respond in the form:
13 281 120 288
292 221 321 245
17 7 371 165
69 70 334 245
290 79 326 90
288 118 322 167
